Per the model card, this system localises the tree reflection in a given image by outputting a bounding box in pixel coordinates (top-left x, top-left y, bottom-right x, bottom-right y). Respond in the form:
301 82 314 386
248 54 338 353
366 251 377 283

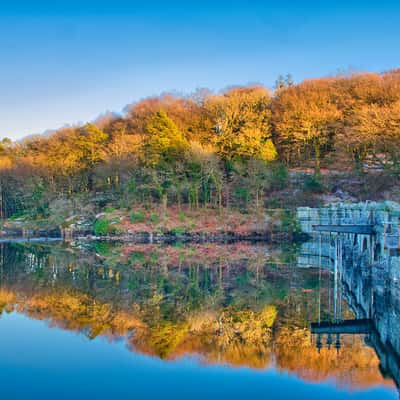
0 241 394 390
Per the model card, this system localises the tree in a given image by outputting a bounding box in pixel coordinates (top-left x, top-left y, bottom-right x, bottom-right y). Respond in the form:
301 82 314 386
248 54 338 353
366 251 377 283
77 124 109 167
233 158 273 208
144 110 188 165
143 111 189 210
272 79 341 175
334 71 400 171
206 86 277 161
343 101 400 174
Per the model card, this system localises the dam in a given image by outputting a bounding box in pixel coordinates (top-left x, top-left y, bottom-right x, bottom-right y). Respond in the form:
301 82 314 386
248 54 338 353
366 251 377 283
298 202 400 391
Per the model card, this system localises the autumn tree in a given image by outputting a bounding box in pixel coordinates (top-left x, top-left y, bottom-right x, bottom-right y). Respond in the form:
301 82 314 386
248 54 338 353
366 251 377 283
334 71 400 171
343 101 400 174
206 86 277 162
272 79 341 175
143 110 188 209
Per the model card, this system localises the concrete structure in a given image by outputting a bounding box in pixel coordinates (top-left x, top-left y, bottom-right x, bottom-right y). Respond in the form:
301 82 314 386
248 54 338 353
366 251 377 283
299 202 400 391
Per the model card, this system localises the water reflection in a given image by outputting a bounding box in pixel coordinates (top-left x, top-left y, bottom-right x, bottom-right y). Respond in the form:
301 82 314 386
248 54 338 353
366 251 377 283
306 229 400 393
0 240 398 398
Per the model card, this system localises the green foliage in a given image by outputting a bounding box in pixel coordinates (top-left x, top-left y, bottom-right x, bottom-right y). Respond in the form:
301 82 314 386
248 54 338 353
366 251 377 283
303 175 324 193
93 219 112 236
130 251 146 265
130 210 146 223
77 123 109 167
145 110 188 166
265 197 281 208
280 210 301 235
4 71 400 220
172 241 185 248
149 212 160 225
94 241 112 256
234 187 251 203
10 211 26 220
178 212 186 222
279 243 301 265
270 162 289 190
171 226 186 235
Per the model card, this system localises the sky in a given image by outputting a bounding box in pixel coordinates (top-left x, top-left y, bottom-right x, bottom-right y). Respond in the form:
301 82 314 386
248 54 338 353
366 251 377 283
1 0 400 140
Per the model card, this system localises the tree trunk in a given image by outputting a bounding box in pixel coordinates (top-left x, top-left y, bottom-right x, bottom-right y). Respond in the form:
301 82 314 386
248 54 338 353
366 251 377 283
161 193 168 214
313 138 321 177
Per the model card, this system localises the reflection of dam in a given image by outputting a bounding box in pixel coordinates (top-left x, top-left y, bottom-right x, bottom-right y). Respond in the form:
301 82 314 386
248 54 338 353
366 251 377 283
298 202 400 389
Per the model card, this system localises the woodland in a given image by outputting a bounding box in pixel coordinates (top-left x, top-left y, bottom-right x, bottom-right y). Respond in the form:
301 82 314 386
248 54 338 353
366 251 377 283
1 70 400 227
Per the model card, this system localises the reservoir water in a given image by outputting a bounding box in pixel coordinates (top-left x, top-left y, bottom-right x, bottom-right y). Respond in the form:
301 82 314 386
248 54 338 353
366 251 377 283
0 240 398 399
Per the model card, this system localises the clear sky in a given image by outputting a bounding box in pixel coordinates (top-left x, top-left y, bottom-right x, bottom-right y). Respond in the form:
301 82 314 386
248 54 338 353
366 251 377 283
1 0 399 140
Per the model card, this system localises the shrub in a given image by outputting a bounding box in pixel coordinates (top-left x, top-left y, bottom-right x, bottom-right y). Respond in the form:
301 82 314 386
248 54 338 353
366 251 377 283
94 241 112 256
234 187 250 204
94 219 111 236
130 251 146 264
178 211 186 222
150 212 160 225
280 210 301 234
130 210 146 223
10 211 26 220
171 226 186 235
265 197 281 209
270 162 289 190
303 175 324 193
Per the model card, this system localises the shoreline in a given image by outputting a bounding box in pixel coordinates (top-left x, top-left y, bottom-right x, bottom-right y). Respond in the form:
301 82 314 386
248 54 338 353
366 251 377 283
0 230 309 244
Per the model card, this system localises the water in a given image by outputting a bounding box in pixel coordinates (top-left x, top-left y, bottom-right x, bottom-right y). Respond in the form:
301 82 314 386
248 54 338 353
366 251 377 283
0 241 398 399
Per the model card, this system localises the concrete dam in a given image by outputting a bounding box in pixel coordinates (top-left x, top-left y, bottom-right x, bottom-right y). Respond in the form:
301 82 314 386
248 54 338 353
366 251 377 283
297 202 400 390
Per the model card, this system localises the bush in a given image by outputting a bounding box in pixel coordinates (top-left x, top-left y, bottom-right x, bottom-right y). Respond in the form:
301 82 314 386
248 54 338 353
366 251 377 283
94 219 111 236
10 211 26 220
104 206 116 213
178 211 186 222
265 197 281 209
270 162 289 190
234 187 250 204
280 210 301 235
303 175 324 193
94 241 112 256
130 251 146 264
150 212 160 225
130 210 146 223
171 226 186 235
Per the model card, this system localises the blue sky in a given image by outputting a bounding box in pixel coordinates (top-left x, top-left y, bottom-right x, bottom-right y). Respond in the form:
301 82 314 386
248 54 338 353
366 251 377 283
1 0 399 140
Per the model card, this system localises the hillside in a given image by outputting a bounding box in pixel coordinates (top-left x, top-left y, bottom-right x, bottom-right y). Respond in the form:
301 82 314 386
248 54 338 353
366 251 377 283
1 70 400 233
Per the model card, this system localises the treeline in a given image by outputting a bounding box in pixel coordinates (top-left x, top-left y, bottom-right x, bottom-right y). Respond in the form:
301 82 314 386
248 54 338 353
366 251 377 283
1 69 400 218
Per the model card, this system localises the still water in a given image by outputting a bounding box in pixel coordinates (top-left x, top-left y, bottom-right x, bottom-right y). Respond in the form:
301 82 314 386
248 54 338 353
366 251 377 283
0 241 398 399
